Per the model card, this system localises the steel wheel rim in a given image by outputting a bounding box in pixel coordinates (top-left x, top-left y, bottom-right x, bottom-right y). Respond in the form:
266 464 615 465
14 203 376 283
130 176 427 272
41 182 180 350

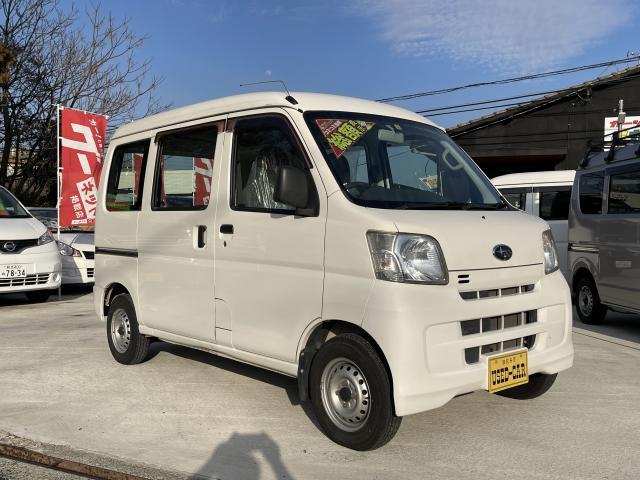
110 308 131 353
320 357 371 432
579 285 594 316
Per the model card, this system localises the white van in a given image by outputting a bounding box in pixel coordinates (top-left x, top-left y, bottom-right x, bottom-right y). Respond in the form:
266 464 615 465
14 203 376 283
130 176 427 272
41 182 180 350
492 171 575 280
94 92 573 450
0 186 61 302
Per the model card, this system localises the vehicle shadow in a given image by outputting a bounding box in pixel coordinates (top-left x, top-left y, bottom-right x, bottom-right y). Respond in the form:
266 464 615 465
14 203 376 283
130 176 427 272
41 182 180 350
190 431 295 480
572 307 640 344
0 284 93 307
148 341 322 430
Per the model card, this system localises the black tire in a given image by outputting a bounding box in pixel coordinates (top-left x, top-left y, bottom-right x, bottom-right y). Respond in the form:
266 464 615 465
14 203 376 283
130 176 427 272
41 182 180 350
496 373 558 400
575 276 607 325
309 333 402 450
25 289 52 303
106 294 149 365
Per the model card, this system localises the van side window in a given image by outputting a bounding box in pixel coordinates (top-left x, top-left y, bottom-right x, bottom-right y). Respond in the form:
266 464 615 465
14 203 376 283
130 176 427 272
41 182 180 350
539 189 571 220
153 125 217 210
232 116 307 212
579 172 604 215
500 189 527 210
608 169 640 214
106 140 150 211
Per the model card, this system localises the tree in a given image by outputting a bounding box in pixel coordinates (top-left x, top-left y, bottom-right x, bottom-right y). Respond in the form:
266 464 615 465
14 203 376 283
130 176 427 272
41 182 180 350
0 0 166 205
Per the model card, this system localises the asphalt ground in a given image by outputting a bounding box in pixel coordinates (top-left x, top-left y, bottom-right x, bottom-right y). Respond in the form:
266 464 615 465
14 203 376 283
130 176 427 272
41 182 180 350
0 289 639 480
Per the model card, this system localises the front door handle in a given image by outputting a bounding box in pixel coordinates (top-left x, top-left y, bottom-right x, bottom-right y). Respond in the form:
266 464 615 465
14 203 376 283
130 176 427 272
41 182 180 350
219 224 234 235
197 225 207 248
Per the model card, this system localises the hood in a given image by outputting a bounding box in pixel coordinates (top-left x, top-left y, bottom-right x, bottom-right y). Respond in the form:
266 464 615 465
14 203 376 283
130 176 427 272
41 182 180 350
375 209 549 271
0 217 47 240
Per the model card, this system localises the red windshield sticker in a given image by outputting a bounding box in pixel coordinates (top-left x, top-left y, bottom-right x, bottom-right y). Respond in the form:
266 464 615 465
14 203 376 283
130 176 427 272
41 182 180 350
315 119 375 158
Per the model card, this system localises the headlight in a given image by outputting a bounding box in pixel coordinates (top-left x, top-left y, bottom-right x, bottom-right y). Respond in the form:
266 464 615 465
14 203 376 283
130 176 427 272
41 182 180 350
57 241 81 257
366 232 448 284
37 231 54 245
542 229 559 274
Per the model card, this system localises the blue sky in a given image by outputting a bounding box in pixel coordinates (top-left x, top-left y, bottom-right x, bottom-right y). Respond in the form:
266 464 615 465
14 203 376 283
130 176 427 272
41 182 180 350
74 0 639 127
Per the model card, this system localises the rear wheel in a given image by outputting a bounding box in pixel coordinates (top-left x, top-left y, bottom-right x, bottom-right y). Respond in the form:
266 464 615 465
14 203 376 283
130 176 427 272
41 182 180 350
496 373 557 400
25 289 52 303
106 294 149 365
575 276 607 325
309 333 401 450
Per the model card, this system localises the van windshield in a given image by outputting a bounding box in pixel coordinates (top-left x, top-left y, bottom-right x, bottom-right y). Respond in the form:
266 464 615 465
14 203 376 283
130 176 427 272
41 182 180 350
0 188 30 218
305 112 508 210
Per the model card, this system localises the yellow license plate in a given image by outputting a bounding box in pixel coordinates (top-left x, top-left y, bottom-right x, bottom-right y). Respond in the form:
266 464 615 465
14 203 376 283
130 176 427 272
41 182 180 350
488 349 528 393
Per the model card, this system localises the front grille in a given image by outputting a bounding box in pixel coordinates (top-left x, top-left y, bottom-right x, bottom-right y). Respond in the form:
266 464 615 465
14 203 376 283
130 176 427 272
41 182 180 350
87 268 94 278
460 283 535 300
82 251 95 260
0 273 49 287
461 310 538 364
0 238 38 254
465 335 536 364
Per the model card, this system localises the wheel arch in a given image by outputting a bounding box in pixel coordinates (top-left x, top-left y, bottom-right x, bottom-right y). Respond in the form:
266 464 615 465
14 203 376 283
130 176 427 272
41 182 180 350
103 282 132 318
296 320 395 410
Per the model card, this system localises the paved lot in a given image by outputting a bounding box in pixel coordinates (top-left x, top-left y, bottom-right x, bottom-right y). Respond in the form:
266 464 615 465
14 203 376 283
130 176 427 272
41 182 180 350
0 291 639 480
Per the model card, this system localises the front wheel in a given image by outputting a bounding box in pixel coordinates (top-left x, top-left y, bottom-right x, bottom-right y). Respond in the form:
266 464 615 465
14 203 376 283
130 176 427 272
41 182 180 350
309 333 402 450
496 373 557 400
575 276 607 325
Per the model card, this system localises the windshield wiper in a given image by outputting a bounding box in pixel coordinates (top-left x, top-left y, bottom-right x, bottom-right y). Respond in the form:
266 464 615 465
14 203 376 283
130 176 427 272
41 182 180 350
448 201 511 210
394 202 457 210
394 200 510 210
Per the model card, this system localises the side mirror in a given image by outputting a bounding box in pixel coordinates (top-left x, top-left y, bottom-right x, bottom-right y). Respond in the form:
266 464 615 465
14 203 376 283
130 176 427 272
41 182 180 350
274 165 318 216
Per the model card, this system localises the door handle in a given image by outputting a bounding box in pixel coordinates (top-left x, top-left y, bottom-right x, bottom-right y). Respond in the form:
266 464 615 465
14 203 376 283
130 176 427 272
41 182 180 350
219 224 234 235
197 225 207 248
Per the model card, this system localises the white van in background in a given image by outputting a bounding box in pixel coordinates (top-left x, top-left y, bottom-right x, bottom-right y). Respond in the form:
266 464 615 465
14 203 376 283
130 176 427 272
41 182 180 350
95 92 573 450
492 171 575 280
0 186 61 302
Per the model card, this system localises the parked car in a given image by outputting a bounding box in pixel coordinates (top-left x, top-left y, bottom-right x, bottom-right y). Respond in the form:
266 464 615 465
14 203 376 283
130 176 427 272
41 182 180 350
0 187 61 302
569 142 640 324
28 207 95 285
95 92 573 450
492 170 575 280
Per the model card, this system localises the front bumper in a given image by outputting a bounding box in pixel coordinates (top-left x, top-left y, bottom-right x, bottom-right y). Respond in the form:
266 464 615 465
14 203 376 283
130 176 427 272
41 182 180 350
0 249 62 294
362 264 574 417
61 255 95 284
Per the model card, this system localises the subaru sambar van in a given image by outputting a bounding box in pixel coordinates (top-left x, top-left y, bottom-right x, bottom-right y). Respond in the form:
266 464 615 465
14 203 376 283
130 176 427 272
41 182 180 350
94 92 574 450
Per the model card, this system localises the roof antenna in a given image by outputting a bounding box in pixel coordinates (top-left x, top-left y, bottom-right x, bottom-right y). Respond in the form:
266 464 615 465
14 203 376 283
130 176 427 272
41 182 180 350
239 80 298 105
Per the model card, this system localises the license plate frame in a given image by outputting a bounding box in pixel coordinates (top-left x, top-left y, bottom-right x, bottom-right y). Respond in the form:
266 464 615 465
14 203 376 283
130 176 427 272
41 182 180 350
0 264 27 279
487 349 528 393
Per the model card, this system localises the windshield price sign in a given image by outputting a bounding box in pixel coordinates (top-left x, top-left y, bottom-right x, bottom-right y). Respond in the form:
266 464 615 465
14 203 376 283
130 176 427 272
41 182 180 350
316 119 375 158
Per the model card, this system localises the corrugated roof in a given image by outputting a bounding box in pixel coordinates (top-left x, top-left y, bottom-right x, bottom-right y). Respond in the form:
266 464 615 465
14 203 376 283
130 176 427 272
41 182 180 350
447 64 640 136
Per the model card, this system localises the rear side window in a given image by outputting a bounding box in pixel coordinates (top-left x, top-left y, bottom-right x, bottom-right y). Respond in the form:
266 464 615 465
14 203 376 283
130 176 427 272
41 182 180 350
232 116 308 212
153 125 218 210
539 189 571 220
609 169 640 214
106 140 150 211
579 173 604 215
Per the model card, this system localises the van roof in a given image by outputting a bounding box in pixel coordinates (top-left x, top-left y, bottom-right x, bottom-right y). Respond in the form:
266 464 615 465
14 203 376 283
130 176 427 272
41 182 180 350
112 92 441 140
580 142 639 169
491 170 576 187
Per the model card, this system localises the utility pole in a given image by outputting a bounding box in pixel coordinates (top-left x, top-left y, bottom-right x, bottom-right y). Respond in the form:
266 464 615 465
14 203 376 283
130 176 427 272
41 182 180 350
617 99 626 134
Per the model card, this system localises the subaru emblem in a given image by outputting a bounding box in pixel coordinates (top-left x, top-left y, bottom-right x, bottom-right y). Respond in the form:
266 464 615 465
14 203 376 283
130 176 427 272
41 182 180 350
493 244 512 261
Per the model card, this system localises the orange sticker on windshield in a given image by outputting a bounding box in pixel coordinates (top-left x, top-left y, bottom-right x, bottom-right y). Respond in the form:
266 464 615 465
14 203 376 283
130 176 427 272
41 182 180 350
316 119 375 158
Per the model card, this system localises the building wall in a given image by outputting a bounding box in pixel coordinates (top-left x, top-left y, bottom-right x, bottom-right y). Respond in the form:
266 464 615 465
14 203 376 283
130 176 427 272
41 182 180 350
450 75 640 178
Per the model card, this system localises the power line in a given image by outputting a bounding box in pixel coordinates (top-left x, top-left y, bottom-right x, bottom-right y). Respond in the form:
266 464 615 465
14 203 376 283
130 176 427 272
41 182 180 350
377 56 640 103
419 72 640 116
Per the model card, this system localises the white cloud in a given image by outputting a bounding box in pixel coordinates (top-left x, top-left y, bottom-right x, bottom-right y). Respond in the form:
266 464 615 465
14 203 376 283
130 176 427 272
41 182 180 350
358 0 633 73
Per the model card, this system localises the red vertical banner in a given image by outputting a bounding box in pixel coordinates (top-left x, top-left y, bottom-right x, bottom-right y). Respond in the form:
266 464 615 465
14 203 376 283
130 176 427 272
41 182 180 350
194 157 213 206
59 108 107 227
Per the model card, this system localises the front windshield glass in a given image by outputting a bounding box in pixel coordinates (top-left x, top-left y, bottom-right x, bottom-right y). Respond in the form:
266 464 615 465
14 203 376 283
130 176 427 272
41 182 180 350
305 112 508 210
0 188 30 218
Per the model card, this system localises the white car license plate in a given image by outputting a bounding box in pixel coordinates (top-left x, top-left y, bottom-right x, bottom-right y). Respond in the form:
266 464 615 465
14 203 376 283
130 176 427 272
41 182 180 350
0 264 27 279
